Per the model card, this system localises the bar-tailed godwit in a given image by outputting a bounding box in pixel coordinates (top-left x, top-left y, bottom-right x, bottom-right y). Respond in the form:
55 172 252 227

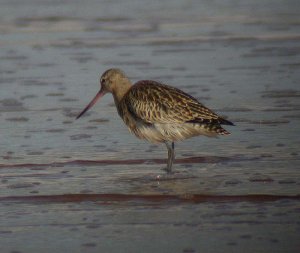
76 68 234 173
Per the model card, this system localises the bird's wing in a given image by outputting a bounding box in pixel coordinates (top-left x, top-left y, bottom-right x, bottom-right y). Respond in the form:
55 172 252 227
124 81 230 125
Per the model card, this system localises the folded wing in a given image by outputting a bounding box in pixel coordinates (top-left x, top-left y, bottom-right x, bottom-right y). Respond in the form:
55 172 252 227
124 80 233 126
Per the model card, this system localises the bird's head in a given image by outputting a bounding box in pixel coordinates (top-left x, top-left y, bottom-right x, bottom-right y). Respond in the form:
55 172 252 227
76 68 130 119
100 68 128 93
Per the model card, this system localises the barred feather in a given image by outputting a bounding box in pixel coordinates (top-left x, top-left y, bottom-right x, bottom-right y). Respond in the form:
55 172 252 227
117 80 233 143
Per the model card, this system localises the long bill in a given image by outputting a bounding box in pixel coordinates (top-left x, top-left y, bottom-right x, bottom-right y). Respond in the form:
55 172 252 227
76 89 106 119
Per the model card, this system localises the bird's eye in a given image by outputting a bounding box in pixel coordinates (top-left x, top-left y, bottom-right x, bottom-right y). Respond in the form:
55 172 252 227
100 78 105 84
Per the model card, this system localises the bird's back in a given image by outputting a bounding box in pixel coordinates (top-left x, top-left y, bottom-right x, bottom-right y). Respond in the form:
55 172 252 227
117 80 233 143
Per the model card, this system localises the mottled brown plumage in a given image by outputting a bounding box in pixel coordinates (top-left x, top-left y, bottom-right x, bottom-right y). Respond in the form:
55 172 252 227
77 68 234 173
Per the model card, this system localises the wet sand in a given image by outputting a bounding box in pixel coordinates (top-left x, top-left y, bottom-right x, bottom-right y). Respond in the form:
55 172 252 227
0 0 300 252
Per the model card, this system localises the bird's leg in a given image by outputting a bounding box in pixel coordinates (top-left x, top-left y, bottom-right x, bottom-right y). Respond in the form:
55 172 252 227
164 141 175 173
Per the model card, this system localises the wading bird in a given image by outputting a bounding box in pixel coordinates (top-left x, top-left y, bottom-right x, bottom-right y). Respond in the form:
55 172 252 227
76 69 234 173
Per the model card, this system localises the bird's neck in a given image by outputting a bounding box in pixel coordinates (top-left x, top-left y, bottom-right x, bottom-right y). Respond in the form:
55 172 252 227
112 78 132 106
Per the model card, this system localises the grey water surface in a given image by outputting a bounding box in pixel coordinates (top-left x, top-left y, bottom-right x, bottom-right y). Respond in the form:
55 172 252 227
0 0 299 252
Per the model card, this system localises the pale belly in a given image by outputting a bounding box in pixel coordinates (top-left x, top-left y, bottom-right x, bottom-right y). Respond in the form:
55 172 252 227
128 122 218 144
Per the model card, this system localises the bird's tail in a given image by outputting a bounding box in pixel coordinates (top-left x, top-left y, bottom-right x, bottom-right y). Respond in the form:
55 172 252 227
219 117 235 126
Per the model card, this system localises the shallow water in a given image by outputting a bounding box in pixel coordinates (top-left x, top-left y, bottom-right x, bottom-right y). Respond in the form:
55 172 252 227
0 0 300 252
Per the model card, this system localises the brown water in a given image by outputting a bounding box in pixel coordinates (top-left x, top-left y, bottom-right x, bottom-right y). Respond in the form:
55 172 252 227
0 0 300 252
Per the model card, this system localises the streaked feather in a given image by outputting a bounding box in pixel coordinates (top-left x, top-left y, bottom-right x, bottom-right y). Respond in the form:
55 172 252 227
116 80 233 143
123 80 231 125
